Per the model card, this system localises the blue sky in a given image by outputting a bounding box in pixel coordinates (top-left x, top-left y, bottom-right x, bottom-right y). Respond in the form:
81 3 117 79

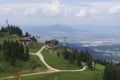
0 0 120 26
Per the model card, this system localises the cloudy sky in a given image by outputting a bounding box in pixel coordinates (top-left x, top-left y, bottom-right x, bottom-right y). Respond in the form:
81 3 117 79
0 0 120 26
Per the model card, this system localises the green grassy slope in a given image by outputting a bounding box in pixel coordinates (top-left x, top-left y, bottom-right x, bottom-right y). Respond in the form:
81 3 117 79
0 35 105 80
0 35 47 78
42 47 85 70
0 54 47 78
7 64 104 80
0 35 19 44
29 42 43 53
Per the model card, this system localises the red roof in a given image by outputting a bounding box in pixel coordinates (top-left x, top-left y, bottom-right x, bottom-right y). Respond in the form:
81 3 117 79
19 38 30 41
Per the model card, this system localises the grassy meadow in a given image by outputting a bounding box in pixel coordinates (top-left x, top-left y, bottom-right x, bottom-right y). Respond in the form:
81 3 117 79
6 64 104 80
41 47 85 70
0 35 47 78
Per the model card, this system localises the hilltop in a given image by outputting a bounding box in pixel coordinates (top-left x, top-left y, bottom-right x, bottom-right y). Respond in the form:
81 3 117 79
0 25 105 80
0 25 47 78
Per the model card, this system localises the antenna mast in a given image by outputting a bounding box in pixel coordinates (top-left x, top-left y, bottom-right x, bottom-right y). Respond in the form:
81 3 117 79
63 36 67 46
6 19 9 26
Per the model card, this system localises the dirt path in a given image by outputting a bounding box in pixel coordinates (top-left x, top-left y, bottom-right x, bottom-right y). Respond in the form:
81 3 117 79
0 46 87 80
36 46 87 72
36 46 60 72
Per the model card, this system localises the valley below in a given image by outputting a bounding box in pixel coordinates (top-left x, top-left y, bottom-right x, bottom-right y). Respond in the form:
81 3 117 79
22 24 120 62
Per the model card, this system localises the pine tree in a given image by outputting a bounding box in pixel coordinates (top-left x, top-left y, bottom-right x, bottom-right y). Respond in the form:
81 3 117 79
25 32 29 37
76 52 82 68
2 40 10 61
25 46 29 61
86 59 93 69
0 43 1 52
103 64 120 80
31 36 37 42
57 52 60 57
72 49 77 63
1 39 31 66
0 25 23 37
68 51 76 64
20 43 25 60
10 50 16 66
68 52 73 64
63 47 69 60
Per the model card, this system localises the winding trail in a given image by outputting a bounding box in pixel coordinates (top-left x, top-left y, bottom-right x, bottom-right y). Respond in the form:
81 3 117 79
36 46 60 72
0 46 87 80
36 46 87 72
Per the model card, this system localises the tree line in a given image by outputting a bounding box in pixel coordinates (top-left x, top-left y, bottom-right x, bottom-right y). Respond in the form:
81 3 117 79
96 57 120 80
1 40 29 66
24 32 37 42
94 59 113 66
0 25 23 37
57 47 93 69
0 25 37 42
104 64 120 80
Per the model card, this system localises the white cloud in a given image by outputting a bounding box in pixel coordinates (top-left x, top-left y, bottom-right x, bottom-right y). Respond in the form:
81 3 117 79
0 7 16 15
22 0 62 17
0 0 119 17
40 0 61 16
89 8 100 16
76 9 88 17
5 8 12 12
24 8 36 15
0 0 120 25
75 8 101 18
108 5 120 14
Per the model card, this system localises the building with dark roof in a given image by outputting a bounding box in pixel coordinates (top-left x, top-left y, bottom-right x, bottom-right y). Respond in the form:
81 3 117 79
45 39 59 49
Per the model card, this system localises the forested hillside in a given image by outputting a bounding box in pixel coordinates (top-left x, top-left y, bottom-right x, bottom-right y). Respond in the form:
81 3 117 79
0 25 23 37
0 25 46 78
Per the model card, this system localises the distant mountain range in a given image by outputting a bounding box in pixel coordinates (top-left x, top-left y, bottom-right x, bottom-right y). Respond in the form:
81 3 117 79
22 24 120 46
22 24 77 43
22 24 75 34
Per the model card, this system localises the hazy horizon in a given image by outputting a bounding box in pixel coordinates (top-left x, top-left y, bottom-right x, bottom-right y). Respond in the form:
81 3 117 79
14 24 120 47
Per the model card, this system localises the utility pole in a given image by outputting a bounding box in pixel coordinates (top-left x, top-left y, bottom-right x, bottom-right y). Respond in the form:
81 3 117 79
63 36 67 46
36 36 40 42
6 19 9 26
